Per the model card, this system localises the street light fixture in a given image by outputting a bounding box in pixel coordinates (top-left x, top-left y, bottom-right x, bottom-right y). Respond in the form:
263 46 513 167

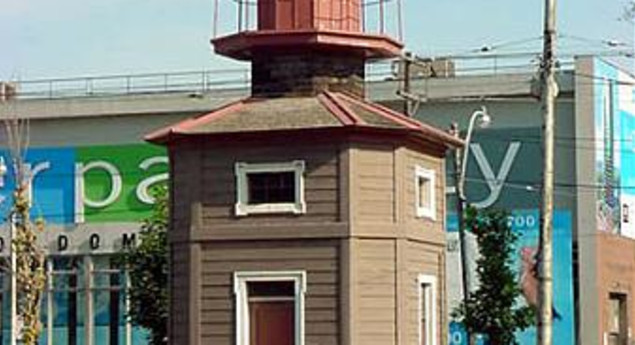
458 107 491 201
450 106 492 345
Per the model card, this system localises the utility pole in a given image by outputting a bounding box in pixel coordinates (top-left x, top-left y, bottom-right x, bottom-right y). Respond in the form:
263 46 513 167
538 0 558 344
450 107 490 345
402 52 413 116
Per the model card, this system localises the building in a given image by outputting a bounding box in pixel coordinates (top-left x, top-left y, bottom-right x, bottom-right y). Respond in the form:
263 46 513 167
0 87 238 345
147 0 462 345
0 41 632 345
372 55 635 345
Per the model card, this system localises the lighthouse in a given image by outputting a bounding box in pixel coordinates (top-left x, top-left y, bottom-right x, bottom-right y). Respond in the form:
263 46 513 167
211 0 403 97
146 1 462 344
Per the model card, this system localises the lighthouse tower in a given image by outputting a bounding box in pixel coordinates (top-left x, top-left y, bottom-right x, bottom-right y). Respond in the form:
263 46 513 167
147 1 462 345
211 0 403 97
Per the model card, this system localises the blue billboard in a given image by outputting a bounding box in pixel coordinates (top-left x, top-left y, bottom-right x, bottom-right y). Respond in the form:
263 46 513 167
447 209 574 345
593 58 635 238
0 144 167 226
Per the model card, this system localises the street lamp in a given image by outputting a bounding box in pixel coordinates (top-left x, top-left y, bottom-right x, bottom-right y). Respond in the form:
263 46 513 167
458 107 491 202
450 106 491 345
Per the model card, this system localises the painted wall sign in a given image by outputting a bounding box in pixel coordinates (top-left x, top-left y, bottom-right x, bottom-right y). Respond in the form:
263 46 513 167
0 143 167 255
468 141 521 208
593 58 635 238
0 144 167 225
446 209 575 345
447 128 542 210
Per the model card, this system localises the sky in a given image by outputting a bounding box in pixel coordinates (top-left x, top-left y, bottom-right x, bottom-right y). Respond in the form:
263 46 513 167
0 0 633 80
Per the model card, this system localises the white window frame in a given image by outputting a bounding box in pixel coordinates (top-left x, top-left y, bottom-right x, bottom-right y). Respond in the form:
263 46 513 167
235 160 306 216
415 166 436 220
233 271 307 345
418 274 438 345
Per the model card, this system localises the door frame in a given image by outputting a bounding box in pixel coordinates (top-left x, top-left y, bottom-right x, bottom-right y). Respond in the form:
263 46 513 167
418 274 438 345
234 271 306 345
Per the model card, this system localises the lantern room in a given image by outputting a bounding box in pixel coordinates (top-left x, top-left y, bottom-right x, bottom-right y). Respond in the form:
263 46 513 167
257 0 362 31
211 0 404 60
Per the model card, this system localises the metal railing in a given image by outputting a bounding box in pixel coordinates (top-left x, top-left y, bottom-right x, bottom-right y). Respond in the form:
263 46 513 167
2 53 590 101
10 68 251 100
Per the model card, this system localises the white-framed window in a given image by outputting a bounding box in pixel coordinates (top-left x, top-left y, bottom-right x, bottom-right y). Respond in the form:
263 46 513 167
415 166 436 219
233 271 307 345
235 160 306 216
418 274 437 345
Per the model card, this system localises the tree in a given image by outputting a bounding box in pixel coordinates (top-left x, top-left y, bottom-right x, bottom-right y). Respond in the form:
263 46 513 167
2 88 47 345
118 185 168 345
12 186 47 345
452 207 535 345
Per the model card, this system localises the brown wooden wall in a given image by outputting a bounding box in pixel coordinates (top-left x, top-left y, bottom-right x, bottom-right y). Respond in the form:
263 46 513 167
349 142 446 245
349 143 446 345
170 144 201 243
353 143 396 223
167 136 448 345
353 238 397 345
170 243 192 345
198 240 341 345
402 146 446 238
169 140 350 243
349 238 446 345
404 241 447 345
200 142 343 226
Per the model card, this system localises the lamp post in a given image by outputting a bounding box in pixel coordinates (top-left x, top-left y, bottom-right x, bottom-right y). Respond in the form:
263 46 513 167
451 106 491 345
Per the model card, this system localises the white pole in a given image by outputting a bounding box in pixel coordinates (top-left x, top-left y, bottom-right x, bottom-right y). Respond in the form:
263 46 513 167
10 215 17 345
538 0 557 344
125 270 132 345
84 256 94 345
46 259 53 345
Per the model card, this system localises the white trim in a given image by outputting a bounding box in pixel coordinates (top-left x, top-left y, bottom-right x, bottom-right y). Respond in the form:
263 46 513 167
233 271 306 345
418 274 438 345
415 166 436 220
247 296 296 302
234 160 306 216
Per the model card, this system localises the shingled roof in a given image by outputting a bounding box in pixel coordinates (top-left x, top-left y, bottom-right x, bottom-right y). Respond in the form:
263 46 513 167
145 91 463 149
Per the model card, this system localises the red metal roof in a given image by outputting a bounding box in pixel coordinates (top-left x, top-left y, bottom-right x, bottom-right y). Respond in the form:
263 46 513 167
212 30 403 61
145 92 463 149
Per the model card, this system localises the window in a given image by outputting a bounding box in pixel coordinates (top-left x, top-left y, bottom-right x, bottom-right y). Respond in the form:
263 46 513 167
608 293 628 345
415 166 436 219
418 274 437 345
234 271 306 345
235 161 306 216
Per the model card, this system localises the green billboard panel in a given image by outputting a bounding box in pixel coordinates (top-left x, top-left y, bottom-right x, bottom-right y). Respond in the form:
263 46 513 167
76 144 167 223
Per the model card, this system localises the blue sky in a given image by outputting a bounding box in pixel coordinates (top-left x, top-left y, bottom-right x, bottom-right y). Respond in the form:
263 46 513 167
0 0 633 80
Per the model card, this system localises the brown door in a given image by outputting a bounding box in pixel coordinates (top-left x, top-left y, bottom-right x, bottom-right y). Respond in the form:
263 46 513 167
249 300 295 345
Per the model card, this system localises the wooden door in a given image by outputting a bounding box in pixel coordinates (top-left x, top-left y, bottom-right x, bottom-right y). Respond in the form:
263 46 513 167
249 300 295 345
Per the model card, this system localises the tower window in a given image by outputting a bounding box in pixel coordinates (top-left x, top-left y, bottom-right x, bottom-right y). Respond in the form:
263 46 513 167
415 166 436 219
248 172 295 204
235 161 306 216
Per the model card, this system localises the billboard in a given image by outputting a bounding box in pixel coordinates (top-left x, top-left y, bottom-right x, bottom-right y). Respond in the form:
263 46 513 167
447 210 574 345
594 58 635 238
451 128 543 211
0 143 167 224
0 143 167 255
